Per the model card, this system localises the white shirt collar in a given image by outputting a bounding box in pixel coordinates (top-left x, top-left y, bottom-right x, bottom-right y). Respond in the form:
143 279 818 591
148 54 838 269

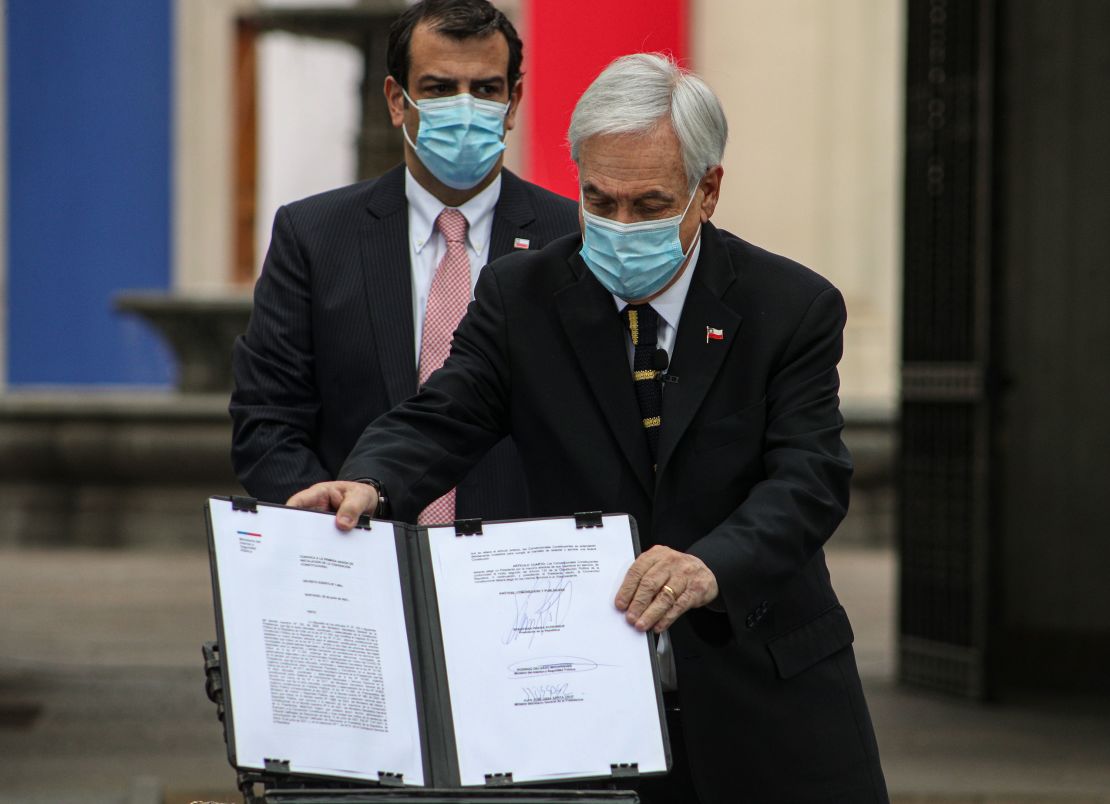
610 230 703 332
405 168 502 257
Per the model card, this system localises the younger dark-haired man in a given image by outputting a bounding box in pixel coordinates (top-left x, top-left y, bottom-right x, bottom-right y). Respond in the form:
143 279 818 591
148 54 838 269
231 0 578 520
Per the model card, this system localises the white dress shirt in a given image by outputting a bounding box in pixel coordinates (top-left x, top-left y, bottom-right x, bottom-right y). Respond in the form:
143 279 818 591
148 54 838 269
610 233 703 362
406 169 502 362
608 233 703 693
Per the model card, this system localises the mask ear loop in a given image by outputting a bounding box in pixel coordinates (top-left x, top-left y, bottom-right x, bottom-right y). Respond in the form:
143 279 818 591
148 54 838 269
681 219 702 261
503 78 521 120
679 180 701 219
398 86 419 151
677 179 707 260
491 83 515 144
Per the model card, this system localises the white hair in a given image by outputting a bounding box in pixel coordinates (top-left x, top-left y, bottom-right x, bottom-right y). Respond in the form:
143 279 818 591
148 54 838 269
567 53 728 191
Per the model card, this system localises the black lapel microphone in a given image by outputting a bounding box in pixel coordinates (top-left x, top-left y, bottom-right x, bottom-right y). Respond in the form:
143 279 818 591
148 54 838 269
654 349 679 384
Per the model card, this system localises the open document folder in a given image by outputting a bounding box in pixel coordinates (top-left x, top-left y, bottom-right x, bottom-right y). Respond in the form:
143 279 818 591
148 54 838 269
205 496 671 789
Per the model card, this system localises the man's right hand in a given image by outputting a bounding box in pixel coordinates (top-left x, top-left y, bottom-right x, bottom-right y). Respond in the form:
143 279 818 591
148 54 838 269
286 481 378 531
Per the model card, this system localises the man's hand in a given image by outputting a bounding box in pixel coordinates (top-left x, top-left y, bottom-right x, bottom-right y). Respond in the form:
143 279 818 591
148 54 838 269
615 545 719 633
286 481 378 531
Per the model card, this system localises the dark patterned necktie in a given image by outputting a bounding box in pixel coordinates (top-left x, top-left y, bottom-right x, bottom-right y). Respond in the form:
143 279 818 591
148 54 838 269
622 304 663 467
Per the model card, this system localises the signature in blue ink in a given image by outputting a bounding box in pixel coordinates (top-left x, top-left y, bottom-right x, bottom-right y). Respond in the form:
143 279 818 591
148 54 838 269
502 578 573 646
521 682 571 703
506 656 599 677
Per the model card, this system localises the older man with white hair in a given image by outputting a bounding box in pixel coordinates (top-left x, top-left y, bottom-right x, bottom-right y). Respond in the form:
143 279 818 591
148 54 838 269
290 53 889 803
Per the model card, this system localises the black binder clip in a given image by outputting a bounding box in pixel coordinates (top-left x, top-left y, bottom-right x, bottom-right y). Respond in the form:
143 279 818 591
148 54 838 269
377 770 404 786
263 758 291 774
202 641 221 672
610 762 640 778
454 518 483 536
231 495 259 513
355 514 374 530
484 771 513 786
574 511 604 529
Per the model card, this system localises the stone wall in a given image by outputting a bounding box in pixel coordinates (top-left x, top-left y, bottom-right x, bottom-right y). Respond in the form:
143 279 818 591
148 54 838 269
0 393 243 549
0 393 893 550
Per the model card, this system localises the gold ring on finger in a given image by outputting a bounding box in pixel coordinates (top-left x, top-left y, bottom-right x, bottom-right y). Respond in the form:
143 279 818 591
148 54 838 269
661 584 677 600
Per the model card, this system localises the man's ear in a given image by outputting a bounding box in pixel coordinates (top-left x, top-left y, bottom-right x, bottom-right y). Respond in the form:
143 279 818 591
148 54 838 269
698 165 724 221
504 79 524 132
383 75 407 129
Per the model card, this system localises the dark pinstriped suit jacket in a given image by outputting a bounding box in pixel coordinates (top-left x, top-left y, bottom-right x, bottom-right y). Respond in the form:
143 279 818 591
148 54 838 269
229 165 579 512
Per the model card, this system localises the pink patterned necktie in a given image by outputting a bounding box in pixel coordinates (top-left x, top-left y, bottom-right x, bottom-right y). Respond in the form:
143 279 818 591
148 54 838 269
417 207 471 524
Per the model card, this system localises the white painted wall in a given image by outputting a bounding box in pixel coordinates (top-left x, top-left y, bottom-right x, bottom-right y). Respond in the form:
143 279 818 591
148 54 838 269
174 0 251 292
175 0 364 289
254 32 361 270
692 0 903 409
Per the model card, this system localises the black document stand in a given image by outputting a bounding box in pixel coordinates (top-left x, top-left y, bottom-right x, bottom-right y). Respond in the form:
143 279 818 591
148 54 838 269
257 791 638 803
262 792 639 803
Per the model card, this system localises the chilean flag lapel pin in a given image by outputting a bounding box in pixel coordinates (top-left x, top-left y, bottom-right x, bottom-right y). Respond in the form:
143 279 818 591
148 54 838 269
513 237 531 249
706 326 724 343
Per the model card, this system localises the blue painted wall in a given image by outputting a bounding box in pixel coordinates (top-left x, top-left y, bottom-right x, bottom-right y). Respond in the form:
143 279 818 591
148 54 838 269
6 0 173 385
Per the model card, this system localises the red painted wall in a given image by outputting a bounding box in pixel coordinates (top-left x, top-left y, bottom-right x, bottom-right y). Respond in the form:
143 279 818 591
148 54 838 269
522 0 689 198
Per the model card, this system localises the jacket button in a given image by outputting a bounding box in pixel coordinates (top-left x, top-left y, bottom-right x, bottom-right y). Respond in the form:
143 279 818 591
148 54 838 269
745 614 756 629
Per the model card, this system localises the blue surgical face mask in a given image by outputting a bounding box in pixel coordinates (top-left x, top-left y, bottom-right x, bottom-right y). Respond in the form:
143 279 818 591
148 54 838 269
579 187 701 300
401 88 509 190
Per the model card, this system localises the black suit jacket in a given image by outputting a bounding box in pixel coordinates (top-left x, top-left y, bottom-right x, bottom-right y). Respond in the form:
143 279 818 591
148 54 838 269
340 223 888 803
230 166 579 512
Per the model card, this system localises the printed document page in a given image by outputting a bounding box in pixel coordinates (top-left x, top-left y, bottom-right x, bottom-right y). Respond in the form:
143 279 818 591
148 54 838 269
427 515 667 785
208 499 424 785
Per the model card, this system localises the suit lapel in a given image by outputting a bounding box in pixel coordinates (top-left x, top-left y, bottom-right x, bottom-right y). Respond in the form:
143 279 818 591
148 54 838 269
555 254 655 497
489 170 539 261
656 224 742 477
359 166 417 407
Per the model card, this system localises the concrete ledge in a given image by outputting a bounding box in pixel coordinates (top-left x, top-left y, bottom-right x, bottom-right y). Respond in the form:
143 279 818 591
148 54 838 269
0 392 895 549
0 392 243 548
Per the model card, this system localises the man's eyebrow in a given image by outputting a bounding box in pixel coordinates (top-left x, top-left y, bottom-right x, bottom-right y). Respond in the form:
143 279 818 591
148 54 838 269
416 74 461 86
416 74 506 87
636 190 675 202
581 185 676 203
468 74 506 86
